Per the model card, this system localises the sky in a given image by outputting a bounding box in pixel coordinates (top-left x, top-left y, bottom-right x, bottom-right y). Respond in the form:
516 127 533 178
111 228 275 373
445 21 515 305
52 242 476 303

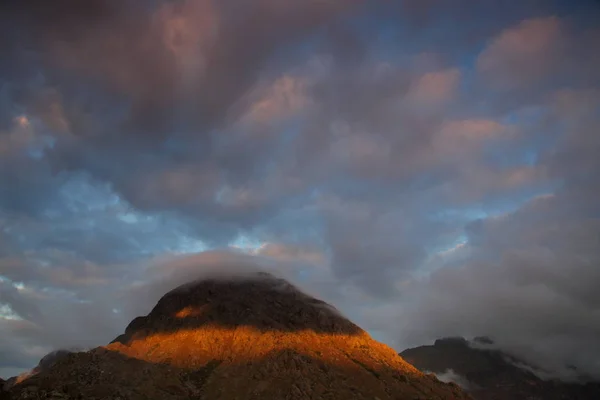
1 0 599 381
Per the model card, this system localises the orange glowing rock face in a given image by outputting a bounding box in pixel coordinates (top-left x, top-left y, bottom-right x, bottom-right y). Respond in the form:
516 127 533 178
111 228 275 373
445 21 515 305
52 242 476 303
174 305 207 318
7 273 472 399
102 274 472 399
106 326 455 399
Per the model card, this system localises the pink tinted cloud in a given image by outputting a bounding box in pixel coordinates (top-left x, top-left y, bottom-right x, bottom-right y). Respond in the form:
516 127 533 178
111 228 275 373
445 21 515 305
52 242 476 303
153 0 219 86
438 119 505 141
242 75 310 125
449 165 548 203
428 119 509 162
477 16 564 89
327 120 392 176
407 68 461 105
256 242 326 266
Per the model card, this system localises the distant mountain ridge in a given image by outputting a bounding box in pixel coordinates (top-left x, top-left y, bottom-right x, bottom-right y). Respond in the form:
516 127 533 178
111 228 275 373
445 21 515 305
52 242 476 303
3 272 472 399
401 336 600 400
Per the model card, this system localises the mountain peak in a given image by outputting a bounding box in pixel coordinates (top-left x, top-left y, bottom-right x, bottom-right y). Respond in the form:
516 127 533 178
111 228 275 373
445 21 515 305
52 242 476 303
7 273 472 399
112 272 361 347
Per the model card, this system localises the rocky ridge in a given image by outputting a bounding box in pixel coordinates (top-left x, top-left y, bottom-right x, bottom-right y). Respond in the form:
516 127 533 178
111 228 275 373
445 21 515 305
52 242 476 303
401 337 600 400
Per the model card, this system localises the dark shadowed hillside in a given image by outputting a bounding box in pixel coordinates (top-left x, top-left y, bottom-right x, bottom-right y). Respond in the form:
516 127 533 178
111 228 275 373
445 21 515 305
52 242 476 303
401 337 600 400
4 273 472 399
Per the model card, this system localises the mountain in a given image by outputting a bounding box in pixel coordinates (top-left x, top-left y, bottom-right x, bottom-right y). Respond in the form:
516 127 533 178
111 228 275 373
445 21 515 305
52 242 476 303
401 337 600 400
2 349 76 392
4 272 471 399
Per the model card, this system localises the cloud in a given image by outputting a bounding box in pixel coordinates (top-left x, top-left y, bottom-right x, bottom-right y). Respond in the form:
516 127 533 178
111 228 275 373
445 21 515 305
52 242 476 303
428 369 472 389
406 68 461 106
429 119 509 163
477 16 564 89
394 83 600 378
477 15 600 92
400 188 600 378
241 75 311 126
0 318 46 378
324 204 429 297
0 0 362 217
255 243 326 266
